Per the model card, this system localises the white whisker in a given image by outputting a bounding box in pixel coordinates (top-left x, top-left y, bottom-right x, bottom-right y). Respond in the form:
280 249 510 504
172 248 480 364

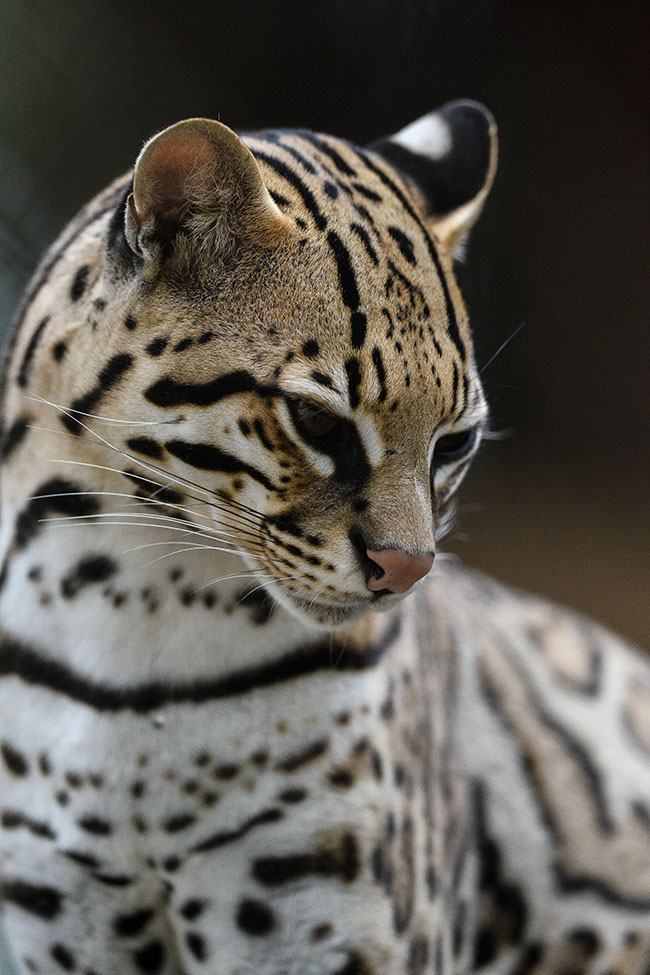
26 394 181 426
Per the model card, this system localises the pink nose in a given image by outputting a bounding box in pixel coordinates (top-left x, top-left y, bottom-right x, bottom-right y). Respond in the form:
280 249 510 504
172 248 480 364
366 549 434 594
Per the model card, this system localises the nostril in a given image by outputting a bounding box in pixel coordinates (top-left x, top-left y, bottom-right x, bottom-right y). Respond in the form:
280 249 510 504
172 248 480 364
366 549 434 594
349 529 385 586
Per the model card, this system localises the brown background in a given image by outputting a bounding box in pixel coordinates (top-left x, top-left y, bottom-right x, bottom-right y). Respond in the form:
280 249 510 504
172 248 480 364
1 0 647 645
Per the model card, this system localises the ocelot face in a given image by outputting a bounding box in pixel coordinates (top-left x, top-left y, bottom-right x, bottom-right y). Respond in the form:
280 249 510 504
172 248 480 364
83 106 495 627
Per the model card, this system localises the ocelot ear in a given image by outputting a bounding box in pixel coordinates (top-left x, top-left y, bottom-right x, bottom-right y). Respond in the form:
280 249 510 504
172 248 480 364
125 118 288 264
368 100 497 255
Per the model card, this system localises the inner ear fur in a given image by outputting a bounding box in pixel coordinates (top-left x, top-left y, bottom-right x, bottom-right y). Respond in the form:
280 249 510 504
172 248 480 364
125 118 288 263
368 100 498 254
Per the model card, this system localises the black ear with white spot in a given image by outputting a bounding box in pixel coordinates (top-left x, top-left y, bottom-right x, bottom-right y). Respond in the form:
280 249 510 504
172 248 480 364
125 118 288 266
368 100 497 254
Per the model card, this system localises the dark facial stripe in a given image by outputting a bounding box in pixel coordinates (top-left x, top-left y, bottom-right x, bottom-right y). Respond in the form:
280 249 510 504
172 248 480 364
326 230 367 348
254 150 327 231
13 478 99 550
17 317 49 388
145 370 278 409
165 440 276 492
355 148 466 360
1 416 31 459
0 615 400 712
62 353 134 434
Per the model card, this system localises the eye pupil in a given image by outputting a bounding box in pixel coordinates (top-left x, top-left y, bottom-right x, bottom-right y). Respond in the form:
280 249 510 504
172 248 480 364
433 428 477 464
291 401 339 438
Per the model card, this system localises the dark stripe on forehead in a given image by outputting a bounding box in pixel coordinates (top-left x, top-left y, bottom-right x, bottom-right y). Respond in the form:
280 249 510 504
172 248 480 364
275 139 318 175
350 223 379 265
254 150 327 231
296 132 357 176
0 615 401 711
354 147 466 361
146 370 279 408
371 347 387 403
256 132 318 175
165 440 276 491
326 230 367 348
388 226 416 265
345 358 362 409
451 360 459 414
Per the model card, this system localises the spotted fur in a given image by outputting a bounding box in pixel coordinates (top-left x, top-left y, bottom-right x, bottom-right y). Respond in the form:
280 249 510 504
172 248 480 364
0 102 648 974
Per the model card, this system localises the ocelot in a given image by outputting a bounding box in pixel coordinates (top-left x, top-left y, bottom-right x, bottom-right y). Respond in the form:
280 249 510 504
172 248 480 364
0 101 648 975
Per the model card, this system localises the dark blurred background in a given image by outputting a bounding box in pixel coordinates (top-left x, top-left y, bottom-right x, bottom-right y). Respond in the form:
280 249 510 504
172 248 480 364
1 0 648 645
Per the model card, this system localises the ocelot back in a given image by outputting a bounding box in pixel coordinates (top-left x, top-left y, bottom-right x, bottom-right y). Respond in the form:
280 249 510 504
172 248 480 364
0 102 648 975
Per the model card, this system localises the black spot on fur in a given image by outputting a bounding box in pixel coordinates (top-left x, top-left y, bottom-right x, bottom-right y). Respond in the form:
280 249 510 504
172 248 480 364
133 940 165 974
1 740 29 776
180 899 206 921
0 879 63 919
278 787 308 804
276 739 328 773
52 341 67 362
302 339 319 358
50 943 75 971
236 898 275 935
70 265 90 302
185 931 207 960
146 337 168 357
63 849 100 869
1 808 55 839
124 315 137 330
126 437 164 459
61 556 117 599
114 908 154 937
163 813 196 833
78 815 112 836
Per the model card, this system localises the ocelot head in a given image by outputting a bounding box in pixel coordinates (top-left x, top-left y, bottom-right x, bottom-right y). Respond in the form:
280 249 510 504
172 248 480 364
57 103 497 627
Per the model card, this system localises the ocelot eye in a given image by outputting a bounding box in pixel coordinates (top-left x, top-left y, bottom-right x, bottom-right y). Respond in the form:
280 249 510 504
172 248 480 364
289 399 340 439
432 427 477 465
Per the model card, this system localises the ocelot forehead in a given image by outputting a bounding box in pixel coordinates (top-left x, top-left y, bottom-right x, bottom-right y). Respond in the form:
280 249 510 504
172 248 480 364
147 130 478 430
